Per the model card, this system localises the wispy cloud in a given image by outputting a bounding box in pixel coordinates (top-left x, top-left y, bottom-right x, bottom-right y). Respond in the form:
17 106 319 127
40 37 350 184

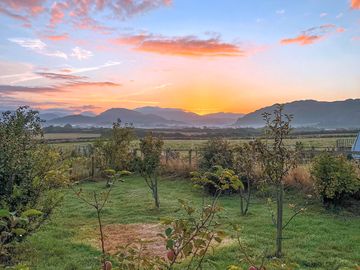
0 61 122 85
276 9 285 15
280 24 338 45
0 80 121 96
8 38 68 59
0 84 60 94
35 72 87 81
111 34 245 57
336 12 343 19
71 47 93 60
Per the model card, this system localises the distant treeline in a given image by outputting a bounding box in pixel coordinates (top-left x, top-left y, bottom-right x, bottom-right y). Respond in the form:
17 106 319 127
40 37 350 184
43 125 359 140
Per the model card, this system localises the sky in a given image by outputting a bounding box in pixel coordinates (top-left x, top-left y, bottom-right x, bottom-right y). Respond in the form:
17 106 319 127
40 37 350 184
0 0 359 115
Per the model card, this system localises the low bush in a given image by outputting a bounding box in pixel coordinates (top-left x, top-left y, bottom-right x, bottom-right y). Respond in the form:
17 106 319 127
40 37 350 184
310 153 360 207
199 138 233 171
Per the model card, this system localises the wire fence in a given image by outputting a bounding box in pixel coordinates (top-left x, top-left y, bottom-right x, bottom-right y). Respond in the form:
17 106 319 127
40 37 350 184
65 142 360 182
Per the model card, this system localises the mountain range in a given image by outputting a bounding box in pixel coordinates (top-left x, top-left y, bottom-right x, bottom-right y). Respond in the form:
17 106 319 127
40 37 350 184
234 99 360 128
46 107 243 128
44 99 360 129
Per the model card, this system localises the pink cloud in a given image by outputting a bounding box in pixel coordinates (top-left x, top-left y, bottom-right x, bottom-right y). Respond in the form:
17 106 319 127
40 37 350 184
1 0 45 15
280 24 339 45
43 33 70 41
0 0 45 27
49 2 68 27
1 0 172 33
111 34 245 57
0 80 120 96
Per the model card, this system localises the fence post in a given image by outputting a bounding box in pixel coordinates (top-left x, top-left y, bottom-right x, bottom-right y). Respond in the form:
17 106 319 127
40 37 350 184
188 149 192 166
165 149 169 164
91 155 95 179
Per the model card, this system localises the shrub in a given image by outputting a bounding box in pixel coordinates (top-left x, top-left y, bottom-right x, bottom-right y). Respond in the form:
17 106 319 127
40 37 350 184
199 137 233 171
0 107 68 265
311 153 360 206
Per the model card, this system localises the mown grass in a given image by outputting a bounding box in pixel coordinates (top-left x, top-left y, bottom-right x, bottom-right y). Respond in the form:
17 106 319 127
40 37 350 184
19 176 359 270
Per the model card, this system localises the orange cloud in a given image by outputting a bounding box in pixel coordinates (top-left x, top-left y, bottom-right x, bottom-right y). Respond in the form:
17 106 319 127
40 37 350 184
351 0 360 9
281 24 338 45
112 34 245 57
281 35 322 45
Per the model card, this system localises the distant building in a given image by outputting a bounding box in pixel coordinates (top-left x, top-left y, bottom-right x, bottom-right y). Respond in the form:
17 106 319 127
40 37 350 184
352 132 360 159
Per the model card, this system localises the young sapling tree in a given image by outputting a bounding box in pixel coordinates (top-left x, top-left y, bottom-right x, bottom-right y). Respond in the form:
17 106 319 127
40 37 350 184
71 171 130 269
255 104 302 257
138 133 164 209
233 141 259 215
160 166 243 270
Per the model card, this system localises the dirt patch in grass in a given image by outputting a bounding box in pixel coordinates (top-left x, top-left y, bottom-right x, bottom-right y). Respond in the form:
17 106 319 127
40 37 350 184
100 223 166 257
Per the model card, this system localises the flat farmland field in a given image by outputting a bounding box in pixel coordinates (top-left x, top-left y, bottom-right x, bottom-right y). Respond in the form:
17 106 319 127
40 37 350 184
43 133 101 140
49 135 357 151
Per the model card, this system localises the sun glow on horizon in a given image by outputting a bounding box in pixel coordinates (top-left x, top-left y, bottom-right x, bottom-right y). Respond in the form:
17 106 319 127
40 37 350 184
0 0 358 114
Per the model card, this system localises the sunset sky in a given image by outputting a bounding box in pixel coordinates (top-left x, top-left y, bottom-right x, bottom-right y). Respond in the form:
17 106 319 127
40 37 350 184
0 0 359 115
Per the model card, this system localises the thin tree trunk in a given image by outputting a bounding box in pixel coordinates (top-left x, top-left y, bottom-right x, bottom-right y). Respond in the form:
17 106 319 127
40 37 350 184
153 177 160 209
275 182 284 257
96 208 106 267
240 190 244 215
244 177 251 215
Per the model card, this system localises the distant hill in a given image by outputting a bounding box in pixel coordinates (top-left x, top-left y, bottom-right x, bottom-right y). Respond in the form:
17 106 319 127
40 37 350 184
235 99 360 128
135 106 244 126
48 108 183 127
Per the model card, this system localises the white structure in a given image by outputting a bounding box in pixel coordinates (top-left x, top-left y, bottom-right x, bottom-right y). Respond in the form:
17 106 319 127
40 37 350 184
352 132 360 159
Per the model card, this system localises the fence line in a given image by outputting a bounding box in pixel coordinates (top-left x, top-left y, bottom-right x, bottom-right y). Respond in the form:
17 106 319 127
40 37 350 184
68 145 360 182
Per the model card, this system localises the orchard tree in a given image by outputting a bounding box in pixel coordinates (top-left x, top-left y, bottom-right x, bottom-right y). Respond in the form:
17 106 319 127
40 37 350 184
0 107 69 264
233 141 259 215
138 133 164 209
255 104 301 257
94 119 135 172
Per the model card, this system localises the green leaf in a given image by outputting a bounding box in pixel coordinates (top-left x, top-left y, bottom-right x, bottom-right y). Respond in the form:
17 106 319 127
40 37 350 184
0 209 10 218
166 239 174 249
12 228 26 236
21 209 43 217
165 227 173 237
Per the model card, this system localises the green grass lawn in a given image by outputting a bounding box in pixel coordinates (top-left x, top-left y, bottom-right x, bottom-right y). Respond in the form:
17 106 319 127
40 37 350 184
19 176 359 270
